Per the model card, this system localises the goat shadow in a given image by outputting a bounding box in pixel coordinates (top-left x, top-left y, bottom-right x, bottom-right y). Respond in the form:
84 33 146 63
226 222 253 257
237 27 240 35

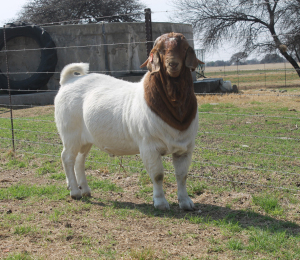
87 199 300 237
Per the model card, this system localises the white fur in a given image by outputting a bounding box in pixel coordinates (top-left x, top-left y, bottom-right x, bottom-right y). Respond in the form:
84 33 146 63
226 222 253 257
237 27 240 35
55 63 199 210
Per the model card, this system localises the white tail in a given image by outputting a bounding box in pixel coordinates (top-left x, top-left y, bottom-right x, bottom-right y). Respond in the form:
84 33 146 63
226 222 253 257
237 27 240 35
60 63 89 85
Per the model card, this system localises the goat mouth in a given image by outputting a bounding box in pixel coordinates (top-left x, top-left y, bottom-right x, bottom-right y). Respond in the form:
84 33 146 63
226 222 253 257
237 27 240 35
167 68 181 77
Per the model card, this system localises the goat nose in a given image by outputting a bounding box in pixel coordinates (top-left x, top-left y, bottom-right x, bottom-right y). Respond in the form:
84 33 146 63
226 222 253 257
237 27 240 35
169 62 179 68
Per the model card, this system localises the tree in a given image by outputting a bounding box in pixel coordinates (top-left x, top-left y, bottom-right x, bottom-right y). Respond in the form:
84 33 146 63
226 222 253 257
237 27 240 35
230 52 248 65
18 0 145 25
172 0 300 77
281 0 300 62
260 54 285 64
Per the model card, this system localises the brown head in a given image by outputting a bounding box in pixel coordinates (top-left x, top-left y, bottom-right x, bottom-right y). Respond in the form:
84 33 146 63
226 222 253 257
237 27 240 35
140 32 204 78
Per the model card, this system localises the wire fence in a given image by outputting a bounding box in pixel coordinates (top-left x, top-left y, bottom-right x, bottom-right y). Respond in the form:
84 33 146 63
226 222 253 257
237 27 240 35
0 8 300 195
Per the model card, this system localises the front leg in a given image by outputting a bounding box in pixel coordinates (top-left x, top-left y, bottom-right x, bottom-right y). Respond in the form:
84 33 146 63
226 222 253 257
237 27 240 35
173 152 195 211
140 149 170 210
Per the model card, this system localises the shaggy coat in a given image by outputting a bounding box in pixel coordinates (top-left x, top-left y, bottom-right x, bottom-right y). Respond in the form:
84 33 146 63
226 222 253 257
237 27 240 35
55 33 201 210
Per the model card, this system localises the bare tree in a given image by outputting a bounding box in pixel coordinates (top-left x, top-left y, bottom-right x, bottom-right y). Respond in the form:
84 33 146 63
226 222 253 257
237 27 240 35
281 0 300 62
172 0 300 77
230 52 248 65
18 0 145 25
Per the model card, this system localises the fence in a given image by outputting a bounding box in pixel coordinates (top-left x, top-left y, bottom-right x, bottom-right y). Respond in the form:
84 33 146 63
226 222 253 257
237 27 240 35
0 8 300 196
204 63 300 90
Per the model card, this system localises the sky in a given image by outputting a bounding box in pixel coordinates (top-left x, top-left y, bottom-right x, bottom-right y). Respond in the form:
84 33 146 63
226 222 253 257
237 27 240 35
0 0 235 61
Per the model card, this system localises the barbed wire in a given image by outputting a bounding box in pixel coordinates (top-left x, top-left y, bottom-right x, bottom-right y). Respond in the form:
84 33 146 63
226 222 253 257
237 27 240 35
190 159 300 176
0 70 146 74
196 146 300 160
0 103 53 108
190 174 300 192
199 131 300 141
0 89 299 97
1 31 300 54
0 127 59 135
196 93 300 97
1 11 145 30
198 112 300 120
17 149 144 172
0 117 54 122
0 137 61 146
1 68 299 76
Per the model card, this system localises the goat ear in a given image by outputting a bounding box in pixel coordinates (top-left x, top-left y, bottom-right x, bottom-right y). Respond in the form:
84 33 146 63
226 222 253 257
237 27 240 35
149 51 160 74
185 47 199 71
140 58 148 68
140 51 160 73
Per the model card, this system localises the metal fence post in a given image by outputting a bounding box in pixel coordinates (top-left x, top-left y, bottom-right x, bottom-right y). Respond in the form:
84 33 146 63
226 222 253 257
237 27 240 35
264 63 266 88
3 25 15 152
284 62 286 87
144 8 153 57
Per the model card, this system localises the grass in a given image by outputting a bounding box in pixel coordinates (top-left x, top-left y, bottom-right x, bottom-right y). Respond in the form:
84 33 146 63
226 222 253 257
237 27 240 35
0 92 300 259
252 194 284 215
0 183 69 200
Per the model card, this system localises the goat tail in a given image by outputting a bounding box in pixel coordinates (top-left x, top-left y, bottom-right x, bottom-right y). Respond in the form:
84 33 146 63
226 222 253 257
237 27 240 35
60 63 89 86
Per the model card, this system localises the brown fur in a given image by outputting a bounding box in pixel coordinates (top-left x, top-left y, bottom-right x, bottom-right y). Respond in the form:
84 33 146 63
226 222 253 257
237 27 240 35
143 67 197 131
142 32 198 131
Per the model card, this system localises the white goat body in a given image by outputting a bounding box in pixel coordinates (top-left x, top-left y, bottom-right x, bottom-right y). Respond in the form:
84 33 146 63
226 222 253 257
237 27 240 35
56 64 198 156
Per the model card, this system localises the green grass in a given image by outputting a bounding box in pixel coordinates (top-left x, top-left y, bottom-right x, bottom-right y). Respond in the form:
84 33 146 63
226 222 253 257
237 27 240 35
0 183 69 200
49 172 65 180
87 177 123 192
227 238 244 250
252 194 284 216
3 252 33 260
13 225 36 235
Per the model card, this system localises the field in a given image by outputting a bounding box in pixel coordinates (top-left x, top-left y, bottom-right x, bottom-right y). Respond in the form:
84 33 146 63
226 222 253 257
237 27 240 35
203 63 300 89
1 89 300 259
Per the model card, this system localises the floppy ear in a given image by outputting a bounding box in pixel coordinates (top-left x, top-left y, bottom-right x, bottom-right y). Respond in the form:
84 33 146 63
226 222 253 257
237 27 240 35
140 51 160 74
185 47 199 71
140 59 148 68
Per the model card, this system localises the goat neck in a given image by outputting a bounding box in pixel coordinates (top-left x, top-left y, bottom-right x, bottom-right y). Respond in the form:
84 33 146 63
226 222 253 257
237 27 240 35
143 67 197 131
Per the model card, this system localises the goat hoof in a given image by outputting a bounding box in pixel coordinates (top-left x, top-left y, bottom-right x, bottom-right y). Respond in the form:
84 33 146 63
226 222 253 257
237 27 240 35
179 197 195 211
70 191 82 200
153 197 170 210
71 195 82 200
81 192 91 197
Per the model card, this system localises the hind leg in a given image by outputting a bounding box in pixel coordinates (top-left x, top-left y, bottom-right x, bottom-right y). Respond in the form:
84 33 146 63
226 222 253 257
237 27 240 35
61 145 81 199
75 143 92 197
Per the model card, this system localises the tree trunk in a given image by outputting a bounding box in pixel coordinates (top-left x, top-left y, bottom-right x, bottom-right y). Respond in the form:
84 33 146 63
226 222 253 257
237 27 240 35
269 27 300 77
279 48 300 78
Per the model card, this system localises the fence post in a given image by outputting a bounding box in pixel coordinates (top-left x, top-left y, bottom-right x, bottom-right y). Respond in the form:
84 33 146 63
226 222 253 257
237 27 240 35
264 63 266 88
237 60 240 89
284 61 286 87
144 8 153 57
3 25 15 152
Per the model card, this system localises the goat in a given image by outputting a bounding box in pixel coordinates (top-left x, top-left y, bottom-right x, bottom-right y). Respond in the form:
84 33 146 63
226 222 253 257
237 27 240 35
54 32 203 210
